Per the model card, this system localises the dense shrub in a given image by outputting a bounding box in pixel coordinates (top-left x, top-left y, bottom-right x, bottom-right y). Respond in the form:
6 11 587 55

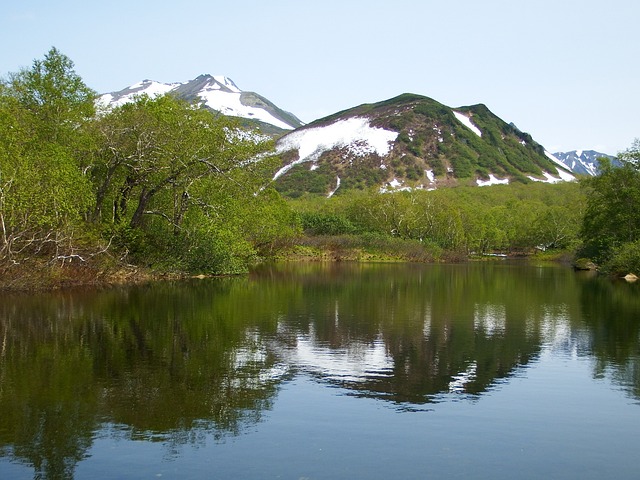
603 241 640 276
300 212 357 235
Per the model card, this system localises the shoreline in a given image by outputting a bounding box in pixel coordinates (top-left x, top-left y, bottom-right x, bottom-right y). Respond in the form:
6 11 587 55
0 248 577 293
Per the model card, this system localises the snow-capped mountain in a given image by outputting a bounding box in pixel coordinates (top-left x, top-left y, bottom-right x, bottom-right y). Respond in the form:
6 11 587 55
273 93 575 197
98 75 303 132
552 150 618 176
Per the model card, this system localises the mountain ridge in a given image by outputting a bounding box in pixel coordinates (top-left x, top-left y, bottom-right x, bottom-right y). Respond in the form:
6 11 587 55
98 74 304 134
272 93 575 197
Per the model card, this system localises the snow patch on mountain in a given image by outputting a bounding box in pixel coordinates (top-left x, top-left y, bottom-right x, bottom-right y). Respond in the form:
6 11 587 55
425 169 435 183
380 178 415 193
327 176 341 198
273 117 398 180
476 174 509 187
212 75 241 93
453 111 482 137
544 150 568 169
554 169 576 182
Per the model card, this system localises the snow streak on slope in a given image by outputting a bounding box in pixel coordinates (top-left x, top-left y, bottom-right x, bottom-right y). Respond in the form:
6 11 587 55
198 88 292 130
528 171 576 184
453 111 482 137
542 151 577 182
211 75 241 93
544 151 569 170
273 117 398 180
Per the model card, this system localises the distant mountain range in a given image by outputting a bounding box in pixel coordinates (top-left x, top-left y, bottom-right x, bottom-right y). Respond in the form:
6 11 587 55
98 74 304 135
551 150 618 176
99 76 621 195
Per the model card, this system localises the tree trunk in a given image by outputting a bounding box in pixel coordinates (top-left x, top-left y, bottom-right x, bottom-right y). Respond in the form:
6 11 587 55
129 188 153 229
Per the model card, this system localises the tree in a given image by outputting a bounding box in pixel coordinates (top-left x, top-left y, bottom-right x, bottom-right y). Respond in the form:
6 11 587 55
91 95 270 229
90 94 296 273
580 140 640 265
6 46 96 145
0 48 96 264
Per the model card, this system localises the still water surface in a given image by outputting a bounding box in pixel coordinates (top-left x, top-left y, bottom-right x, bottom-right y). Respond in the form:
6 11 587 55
1 262 639 479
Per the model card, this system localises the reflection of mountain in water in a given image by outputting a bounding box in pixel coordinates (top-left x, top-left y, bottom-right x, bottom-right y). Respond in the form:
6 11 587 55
258 263 639 405
271 290 544 404
261 263 579 404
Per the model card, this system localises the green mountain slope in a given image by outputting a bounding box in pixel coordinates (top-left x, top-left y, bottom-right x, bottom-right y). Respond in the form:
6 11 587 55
273 93 572 197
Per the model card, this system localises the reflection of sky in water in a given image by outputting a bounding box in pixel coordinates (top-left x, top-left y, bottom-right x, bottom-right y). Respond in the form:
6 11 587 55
233 330 290 387
449 361 478 393
474 303 506 336
72 352 640 480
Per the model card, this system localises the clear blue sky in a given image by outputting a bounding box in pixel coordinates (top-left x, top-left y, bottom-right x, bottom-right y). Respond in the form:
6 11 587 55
2 0 638 154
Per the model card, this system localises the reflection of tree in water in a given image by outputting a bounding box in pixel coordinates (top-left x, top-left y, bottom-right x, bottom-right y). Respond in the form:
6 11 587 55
0 280 288 478
0 331 96 479
90 282 287 439
578 276 640 401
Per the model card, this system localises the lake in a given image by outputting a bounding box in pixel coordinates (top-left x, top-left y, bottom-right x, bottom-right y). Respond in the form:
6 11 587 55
1 261 639 479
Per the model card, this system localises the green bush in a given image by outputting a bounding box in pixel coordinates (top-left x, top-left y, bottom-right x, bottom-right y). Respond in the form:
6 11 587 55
603 241 640 276
183 227 255 275
300 212 357 235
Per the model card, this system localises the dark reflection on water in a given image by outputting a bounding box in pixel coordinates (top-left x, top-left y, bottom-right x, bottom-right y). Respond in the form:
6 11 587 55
0 262 639 478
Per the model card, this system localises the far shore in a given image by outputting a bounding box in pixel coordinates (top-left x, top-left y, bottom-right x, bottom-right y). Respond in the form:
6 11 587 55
0 247 583 293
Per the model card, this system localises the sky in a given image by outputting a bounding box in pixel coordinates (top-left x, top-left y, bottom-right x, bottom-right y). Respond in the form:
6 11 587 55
2 0 638 154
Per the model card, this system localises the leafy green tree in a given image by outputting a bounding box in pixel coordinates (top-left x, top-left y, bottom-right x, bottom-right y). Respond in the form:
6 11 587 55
532 205 581 250
580 141 640 264
6 46 96 146
0 48 96 264
91 95 269 229
91 94 297 273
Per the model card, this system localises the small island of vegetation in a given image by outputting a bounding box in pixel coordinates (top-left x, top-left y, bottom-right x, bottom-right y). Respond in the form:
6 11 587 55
1 48 639 290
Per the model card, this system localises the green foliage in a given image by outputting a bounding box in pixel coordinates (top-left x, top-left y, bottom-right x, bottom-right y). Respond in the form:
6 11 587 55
184 224 256 275
603 240 640 276
241 188 301 256
458 105 556 175
6 47 96 145
413 99 451 119
274 164 334 197
288 182 582 257
300 211 357 235
428 157 446 177
0 48 96 263
333 163 388 193
579 144 640 264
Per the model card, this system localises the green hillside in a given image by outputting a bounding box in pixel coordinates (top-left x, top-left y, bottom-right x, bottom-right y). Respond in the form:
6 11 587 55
274 94 565 197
